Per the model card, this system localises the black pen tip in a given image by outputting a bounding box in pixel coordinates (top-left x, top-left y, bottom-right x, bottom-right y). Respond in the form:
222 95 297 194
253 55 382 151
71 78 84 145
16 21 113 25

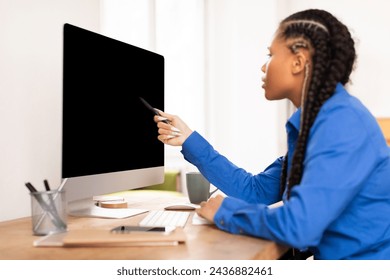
43 179 51 191
25 182 37 193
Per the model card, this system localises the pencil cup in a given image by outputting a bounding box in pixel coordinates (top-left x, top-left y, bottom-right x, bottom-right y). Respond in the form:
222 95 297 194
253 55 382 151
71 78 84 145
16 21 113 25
30 189 67 236
186 172 216 204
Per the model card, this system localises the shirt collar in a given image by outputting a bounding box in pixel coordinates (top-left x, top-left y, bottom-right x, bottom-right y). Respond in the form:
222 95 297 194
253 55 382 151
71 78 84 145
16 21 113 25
285 83 345 134
286 107 301 134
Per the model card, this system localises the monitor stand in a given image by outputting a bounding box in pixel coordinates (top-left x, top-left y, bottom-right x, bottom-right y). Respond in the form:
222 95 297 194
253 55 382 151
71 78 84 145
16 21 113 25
67 198 148 219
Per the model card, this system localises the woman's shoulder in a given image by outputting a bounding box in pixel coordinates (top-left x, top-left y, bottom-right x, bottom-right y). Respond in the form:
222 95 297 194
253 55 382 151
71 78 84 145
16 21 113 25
319 84 375 125
314 84 387 150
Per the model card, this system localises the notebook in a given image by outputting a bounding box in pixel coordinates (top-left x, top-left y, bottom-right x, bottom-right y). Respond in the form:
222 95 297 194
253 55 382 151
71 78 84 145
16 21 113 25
34 227 186 247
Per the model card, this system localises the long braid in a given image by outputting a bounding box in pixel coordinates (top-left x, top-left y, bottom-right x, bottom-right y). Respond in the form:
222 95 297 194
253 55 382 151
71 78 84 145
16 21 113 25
278 9 356 198
279 153 288 195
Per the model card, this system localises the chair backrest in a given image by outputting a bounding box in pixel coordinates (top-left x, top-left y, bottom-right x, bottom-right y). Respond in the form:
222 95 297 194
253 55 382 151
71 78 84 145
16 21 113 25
377 118 390 146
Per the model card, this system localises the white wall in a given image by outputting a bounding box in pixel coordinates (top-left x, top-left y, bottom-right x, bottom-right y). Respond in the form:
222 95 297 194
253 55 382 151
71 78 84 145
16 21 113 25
205 0 279 174
100 0 155 51
0 0 99 221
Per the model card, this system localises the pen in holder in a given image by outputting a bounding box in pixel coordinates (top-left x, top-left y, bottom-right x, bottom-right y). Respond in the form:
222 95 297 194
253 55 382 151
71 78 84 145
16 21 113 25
27 182 67 236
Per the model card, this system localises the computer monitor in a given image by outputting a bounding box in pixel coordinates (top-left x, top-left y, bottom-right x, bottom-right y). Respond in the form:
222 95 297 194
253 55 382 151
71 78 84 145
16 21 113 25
61 23 165 218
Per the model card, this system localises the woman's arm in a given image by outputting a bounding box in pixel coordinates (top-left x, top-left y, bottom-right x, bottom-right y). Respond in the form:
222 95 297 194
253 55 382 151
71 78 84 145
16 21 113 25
154 111 283 205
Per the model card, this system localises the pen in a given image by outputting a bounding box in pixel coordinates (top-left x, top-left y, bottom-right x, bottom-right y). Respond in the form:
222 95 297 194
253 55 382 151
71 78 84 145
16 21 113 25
43 179 51 191
25 182 38 193
139 97 170 124
43 179 58 223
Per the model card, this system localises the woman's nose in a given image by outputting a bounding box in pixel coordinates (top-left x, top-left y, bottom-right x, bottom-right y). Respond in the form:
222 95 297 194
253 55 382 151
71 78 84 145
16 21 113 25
261 63 266 73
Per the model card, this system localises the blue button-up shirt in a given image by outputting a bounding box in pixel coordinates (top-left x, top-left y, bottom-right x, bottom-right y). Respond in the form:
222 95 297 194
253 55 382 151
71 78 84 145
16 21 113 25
182 84 390 259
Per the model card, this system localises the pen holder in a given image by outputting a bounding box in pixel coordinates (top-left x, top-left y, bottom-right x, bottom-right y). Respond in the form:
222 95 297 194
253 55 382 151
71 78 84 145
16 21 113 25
30 189 67 236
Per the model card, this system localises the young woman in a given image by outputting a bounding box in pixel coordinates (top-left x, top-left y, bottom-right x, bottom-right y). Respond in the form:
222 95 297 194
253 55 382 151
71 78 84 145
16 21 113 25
154 9 390 260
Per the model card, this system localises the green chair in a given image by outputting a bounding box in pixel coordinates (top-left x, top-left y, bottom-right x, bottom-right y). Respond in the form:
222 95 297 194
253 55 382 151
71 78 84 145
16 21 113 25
140 169 181 192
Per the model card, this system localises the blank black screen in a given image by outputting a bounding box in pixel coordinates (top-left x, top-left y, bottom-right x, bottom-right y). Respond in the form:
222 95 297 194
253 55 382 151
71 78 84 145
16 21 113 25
62 23 164 178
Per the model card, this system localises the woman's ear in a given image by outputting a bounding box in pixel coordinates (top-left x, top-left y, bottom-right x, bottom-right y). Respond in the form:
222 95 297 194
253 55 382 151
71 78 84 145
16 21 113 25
291 52 308 75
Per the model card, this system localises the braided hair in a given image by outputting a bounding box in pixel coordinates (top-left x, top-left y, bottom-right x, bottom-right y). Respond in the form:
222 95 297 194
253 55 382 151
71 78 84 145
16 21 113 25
278 9 356 198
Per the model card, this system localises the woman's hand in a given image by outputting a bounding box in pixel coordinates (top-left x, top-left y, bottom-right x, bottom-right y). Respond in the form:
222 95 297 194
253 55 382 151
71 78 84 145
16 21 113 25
154 110 193 146
196 195 225 223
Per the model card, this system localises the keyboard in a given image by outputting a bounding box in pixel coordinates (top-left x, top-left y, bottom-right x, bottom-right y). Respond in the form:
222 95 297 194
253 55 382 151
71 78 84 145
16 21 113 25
139 210 190 228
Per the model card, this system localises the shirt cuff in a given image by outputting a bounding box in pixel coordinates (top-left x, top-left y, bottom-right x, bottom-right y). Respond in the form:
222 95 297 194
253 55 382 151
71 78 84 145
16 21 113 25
181 131 210 165
214 196 250 234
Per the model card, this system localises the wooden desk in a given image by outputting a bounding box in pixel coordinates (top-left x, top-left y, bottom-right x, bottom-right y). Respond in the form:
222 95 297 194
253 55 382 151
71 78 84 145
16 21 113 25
0 191 288 260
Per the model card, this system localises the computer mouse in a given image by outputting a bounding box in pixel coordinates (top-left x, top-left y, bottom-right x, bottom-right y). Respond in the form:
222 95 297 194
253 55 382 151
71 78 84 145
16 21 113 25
164 203 198 211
